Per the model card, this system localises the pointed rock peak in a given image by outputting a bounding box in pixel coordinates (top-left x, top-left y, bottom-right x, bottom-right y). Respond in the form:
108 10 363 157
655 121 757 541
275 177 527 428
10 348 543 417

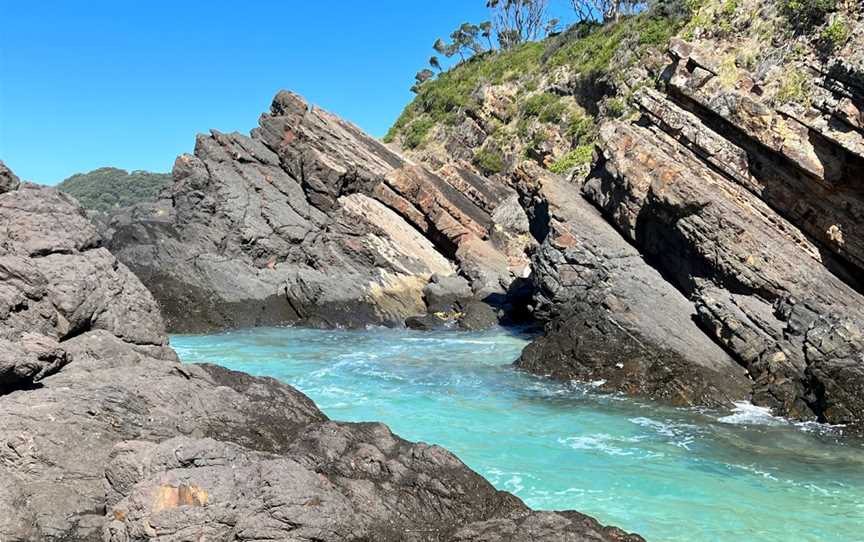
271 90 310 118
0 161 21 194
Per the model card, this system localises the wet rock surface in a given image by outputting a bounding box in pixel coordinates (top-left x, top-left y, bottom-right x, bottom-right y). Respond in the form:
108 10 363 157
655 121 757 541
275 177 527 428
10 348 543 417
0 170 640 542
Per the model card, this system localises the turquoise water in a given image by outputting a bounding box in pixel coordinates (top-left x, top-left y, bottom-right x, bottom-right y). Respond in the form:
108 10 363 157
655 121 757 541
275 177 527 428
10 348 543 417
172 326 864 542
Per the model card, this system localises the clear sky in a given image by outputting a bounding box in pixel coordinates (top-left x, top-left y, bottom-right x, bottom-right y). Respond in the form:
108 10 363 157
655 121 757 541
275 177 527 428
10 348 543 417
0 0 574 185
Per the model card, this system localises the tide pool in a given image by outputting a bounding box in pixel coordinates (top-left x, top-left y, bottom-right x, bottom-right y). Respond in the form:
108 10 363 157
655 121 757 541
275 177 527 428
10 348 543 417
171 326 864 542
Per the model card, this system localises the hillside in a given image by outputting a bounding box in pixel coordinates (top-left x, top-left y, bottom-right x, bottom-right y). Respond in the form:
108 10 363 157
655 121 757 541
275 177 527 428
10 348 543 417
57 167 171 212
385 0 863 182
383 0 864 427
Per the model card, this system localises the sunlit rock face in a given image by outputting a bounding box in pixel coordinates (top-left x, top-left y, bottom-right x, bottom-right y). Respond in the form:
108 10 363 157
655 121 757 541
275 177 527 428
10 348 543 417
0 167 641 542
105 91 534 333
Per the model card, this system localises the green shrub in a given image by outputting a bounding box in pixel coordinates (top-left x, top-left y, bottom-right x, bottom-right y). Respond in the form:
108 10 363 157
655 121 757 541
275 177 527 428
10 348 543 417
548 145 595 174
402 118 436 149
57 167 172 213
639 16 678 46
781 0 837 32
474 147 505 175
566 115 596 145
776 68 810 105
606 98 627 118
521 92 566 123
717 0 740 33
820 17 850 50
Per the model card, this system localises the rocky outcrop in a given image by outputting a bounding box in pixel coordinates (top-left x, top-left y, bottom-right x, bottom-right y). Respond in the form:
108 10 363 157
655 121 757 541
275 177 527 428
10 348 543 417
572 34 864 427
514 164 751 408
106 91 532 333
0 172 640 541
0 161 21 193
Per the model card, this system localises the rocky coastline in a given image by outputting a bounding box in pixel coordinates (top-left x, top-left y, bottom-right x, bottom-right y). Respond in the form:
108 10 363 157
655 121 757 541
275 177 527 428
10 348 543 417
0 166 642 540
4 1 864 537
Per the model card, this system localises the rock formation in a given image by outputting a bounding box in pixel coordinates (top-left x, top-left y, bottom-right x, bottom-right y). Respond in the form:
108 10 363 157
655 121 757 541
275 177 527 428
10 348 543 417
0 174 640 541
382 1 864 429
106 92 533 333
514 163 751 408
575 34 864 426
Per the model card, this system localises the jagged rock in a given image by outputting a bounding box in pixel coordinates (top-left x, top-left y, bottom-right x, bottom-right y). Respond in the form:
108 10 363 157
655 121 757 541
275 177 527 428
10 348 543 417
0 161 20 193
0 334 69 392
663 38 864 276
106 91 531 333
0 166 639 542
514 164 750 407
585 118 864 426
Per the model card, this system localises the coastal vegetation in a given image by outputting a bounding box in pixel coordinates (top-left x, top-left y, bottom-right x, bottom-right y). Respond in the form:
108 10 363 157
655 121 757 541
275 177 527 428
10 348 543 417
57 167 171 212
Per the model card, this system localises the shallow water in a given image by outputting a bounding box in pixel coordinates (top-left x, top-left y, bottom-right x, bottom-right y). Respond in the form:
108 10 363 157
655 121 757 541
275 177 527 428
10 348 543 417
172 326 864 542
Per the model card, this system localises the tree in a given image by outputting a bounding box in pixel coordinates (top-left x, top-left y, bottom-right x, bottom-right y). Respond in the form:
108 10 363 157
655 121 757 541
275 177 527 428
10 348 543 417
434 38 457 59
434 22 485 63
570 0 645 23
479 21 494 50
415 69 435 84
429 55 442 73
411 69 436 93
486 0 550 48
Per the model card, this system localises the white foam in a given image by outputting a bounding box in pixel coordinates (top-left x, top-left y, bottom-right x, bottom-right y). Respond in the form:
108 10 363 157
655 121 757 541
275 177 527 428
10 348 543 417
718 402 787 427
559 434 635 456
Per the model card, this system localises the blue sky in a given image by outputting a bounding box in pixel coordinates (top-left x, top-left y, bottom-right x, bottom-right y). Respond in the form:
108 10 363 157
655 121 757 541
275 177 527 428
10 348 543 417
0 0 574 185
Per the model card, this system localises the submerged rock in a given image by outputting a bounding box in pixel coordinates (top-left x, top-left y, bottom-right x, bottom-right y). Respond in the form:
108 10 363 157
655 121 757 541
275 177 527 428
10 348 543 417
0 167 640 541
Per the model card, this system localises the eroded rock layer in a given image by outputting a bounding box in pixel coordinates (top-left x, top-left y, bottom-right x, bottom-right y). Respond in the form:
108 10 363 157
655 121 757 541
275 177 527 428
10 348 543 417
571 38 864 427
0 176 641 541
106 92 533 333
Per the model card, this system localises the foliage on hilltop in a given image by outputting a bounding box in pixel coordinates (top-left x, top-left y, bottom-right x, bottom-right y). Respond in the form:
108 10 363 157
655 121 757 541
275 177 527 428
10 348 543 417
57 167 172 212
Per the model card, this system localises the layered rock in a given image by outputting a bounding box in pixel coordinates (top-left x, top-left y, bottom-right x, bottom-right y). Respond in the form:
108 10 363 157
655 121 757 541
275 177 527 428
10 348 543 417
573 36 864 426
106 91 532 333
0 172 640 541
514 164 750 407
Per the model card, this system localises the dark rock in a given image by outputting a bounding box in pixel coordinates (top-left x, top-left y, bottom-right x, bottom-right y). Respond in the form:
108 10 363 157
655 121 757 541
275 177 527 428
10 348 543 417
106 92 533 333
0 165 640 542
459 300 501 331
0 160 20 193
513 164 750 408
406 312 455 330
585 115 864 426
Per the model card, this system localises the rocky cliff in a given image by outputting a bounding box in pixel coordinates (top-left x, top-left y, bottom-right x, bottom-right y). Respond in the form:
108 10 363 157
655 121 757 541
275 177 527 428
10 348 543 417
0 168 641 541
105 92 534 333
384 0 864 430
100 0 864 430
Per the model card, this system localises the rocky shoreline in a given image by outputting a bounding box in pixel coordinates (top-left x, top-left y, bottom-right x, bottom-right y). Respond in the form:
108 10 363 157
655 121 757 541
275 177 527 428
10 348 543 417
0 167 642 540
103 62 864 431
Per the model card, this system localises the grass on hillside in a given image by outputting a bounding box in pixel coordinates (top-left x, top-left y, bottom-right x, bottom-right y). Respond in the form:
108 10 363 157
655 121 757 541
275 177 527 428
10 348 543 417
384 11 686 155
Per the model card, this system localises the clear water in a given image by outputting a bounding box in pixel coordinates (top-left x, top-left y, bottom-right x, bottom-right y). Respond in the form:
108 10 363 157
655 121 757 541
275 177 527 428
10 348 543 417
171 326 864 542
